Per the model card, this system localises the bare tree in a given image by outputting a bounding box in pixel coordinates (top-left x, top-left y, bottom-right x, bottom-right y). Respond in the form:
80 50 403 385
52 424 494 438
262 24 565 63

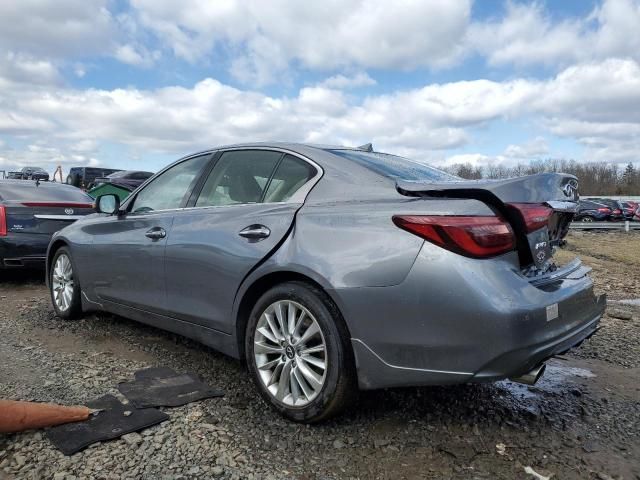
441 159 638 195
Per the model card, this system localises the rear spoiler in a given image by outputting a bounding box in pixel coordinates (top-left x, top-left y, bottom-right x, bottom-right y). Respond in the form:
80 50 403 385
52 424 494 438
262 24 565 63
396 173 579 205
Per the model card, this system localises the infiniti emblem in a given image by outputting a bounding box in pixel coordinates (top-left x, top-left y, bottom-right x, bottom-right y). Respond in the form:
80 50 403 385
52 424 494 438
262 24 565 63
562 180 578 198
285 345 295 359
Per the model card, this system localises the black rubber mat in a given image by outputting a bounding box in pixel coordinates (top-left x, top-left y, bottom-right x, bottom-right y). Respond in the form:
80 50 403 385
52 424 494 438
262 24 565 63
46 395 168 455
117 367 224 408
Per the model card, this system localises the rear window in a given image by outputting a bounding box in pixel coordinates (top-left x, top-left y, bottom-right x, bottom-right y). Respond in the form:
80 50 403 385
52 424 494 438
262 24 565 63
0 183 94 202
328 149 458 182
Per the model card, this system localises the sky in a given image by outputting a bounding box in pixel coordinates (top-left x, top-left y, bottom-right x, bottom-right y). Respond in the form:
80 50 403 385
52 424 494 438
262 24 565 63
1 0 640 175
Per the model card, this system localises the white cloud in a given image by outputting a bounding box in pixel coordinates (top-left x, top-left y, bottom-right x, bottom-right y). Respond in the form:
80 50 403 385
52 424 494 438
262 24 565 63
0 142 100 175
469 0 640 68
318 73 376 89
0 52 61 87
442 153 500 168
0 46 639 170
113 44 160 68
0 0 115 59
130 0 471 83
503 137 549 159
0 1 162 70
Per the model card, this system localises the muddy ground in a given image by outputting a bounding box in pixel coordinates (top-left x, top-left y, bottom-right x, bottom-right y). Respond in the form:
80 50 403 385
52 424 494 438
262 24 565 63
1 231 639 479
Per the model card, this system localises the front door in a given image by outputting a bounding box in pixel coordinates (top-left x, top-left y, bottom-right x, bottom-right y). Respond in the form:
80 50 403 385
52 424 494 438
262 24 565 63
86 153 211 312
165 150 318 333
83 212 173 312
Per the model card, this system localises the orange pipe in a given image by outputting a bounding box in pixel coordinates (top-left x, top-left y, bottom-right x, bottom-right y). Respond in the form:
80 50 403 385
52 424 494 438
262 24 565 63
0 400 90 433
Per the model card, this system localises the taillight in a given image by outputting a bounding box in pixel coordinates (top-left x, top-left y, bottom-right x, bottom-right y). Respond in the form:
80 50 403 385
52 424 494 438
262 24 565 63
613 209 621 215
597 208 611 213
506 203 553 233
0 206 7 237
392 215 515 258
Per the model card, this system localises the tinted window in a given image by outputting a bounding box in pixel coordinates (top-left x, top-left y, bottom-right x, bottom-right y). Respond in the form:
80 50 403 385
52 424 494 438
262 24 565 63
130 155 209 213
195 150 282 207
263 155 316 202
132 172 153 180
328 149 458 182
0 182 94 202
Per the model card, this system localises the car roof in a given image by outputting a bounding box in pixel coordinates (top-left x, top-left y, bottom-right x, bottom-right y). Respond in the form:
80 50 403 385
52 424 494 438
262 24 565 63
180 142 365 160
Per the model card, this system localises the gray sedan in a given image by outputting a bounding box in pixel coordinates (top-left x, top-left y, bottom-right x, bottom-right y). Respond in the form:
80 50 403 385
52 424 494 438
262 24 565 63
46 143 605 422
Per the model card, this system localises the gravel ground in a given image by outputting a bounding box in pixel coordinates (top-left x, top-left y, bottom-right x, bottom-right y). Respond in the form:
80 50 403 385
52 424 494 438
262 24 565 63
1 232 640 479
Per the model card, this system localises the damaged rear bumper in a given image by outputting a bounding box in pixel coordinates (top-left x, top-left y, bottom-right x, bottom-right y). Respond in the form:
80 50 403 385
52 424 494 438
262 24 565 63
336 244 606 390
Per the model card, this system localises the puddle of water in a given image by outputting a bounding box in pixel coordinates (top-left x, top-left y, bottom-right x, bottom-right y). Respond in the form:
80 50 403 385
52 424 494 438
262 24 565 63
497 363 595 400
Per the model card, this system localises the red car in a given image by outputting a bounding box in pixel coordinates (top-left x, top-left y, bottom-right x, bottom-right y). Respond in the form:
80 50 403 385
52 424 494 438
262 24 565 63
622 201 637 218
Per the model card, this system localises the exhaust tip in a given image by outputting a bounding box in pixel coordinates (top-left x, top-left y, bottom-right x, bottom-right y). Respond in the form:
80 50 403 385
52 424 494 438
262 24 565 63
509 363 546 386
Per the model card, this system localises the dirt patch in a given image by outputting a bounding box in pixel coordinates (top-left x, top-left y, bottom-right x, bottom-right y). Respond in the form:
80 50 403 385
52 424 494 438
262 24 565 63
28 325 156 363
556 231 640 300
1 234 639 479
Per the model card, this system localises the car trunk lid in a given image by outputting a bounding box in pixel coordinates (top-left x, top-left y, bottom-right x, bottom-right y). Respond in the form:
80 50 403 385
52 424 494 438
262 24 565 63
3 201 95 235
396 173 579 271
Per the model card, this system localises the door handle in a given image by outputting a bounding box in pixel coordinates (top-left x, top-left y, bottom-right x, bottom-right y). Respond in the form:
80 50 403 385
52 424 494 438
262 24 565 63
238 225 270 240
145 227 166 239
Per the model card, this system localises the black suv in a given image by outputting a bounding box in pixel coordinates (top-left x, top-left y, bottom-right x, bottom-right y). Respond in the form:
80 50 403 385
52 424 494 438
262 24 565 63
66 167 122 189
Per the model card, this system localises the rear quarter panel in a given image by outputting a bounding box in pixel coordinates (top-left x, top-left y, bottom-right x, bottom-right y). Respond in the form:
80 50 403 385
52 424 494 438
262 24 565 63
251 195 494 289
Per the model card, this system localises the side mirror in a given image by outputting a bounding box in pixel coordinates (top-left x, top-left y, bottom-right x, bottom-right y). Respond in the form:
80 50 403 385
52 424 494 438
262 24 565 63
96 194 121 215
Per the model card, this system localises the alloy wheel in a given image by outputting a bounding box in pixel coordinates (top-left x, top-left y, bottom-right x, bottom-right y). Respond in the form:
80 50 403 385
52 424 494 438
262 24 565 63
52 253 74 312
253 300 327 407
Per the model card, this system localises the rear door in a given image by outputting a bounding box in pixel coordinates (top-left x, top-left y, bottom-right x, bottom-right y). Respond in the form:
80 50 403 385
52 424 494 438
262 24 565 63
85 154 211 312
164 150 319 333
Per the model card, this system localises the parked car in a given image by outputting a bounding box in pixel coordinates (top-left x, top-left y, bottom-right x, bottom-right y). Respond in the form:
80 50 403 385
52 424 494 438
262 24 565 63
94 170 154 190
46 144 605 422
7 167 50 181
66 167 122 190
588 198 625 220
574 200 612 222
621 201 638 220
1 180 95 268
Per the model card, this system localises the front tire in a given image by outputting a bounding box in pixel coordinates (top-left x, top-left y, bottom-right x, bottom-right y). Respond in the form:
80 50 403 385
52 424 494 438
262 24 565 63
50 247 82 319
245 281 357 423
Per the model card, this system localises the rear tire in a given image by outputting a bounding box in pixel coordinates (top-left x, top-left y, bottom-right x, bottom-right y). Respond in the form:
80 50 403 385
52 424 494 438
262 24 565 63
582 216 595 223
66 173 81 188
245 281 357 423
50 247 82 319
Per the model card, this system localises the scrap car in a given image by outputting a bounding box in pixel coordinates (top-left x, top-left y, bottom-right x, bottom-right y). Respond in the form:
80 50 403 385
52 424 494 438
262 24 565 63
46 143 605 422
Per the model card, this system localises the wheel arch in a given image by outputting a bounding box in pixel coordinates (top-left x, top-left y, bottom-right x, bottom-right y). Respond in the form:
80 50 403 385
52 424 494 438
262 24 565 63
234 269 352 360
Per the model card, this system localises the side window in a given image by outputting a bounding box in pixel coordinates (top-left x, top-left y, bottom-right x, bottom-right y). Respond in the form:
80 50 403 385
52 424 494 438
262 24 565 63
263 155 316 203
195 150 282 207
130 155 210 213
